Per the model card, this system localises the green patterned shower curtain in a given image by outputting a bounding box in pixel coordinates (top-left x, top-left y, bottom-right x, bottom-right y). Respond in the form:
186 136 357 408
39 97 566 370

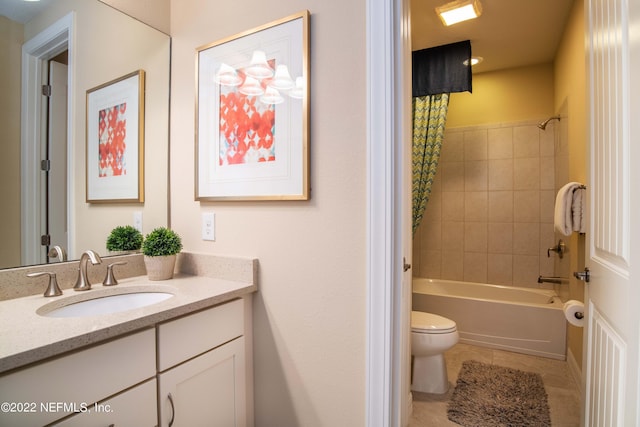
412 93 449 235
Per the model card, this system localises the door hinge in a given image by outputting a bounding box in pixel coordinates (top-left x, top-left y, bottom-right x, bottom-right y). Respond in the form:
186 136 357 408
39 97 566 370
41 235 51 246
42 84 52 97
41 159 51 172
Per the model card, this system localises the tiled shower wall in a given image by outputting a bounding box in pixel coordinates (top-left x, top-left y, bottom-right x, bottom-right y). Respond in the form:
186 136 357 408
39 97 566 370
412 120 557 288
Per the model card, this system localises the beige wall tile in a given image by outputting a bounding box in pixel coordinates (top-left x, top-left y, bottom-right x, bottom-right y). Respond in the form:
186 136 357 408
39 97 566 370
442 252 464 280
463 252 488 282
441 162 465 191
464 160 488 191
513 254 541 287
514 125 540 158
514 157 540 189
442 222 464 252
513 222 540 255
488 127 513 159
488 158 514 190
441 131 464 162
488 222 513 254
464 191 488 222
488 191 514 222
442 191 464 221
464 222 488 252
488 253 513 285
514 190 540 222
463 129 488 160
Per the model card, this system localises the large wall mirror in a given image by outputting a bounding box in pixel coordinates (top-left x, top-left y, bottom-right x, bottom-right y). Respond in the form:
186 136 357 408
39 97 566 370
0 0 170 269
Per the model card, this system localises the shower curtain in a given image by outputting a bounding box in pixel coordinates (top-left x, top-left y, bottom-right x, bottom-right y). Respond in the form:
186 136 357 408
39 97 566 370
412 93 449 235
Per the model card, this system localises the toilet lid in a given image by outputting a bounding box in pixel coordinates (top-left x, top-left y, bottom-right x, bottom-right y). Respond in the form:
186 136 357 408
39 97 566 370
411 311 457 334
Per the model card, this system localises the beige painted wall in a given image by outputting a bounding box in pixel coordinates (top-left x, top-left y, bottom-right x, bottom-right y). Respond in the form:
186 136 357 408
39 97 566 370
99 0 170 34
25 0 170 259
554 0 586 371
0 17 23 268
447 64 555 128
170 2 366 426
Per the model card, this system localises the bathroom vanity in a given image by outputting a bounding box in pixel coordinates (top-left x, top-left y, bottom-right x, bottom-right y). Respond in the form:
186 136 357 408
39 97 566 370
0 253 257 426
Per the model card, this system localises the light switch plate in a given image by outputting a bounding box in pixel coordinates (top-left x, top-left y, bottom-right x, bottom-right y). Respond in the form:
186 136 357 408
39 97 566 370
202 212 215 241
133 211 143 232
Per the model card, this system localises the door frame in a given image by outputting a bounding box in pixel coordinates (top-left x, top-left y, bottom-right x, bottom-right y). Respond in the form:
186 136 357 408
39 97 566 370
21 13 75 264
365 0 412 425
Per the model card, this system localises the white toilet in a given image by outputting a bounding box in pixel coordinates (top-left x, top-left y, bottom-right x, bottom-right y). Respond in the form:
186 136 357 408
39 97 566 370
411 311 459 394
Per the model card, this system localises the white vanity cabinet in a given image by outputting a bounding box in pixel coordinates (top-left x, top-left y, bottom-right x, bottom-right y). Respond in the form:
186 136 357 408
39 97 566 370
0 328 156 426
0 292 254 426
157 298 252 427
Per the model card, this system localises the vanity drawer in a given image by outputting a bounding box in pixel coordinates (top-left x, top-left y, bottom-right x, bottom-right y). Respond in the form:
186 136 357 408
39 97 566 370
0 328 155 426
157 298 244 371
53 378 157 426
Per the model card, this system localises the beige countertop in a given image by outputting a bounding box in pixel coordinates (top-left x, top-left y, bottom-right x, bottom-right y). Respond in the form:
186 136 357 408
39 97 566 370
0 274 256 374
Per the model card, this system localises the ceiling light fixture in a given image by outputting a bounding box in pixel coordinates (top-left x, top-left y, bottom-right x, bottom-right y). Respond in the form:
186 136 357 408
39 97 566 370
463 56 483 66
436 0 482 26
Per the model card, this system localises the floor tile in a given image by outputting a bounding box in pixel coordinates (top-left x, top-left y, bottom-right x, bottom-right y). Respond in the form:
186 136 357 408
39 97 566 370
409 343 581 426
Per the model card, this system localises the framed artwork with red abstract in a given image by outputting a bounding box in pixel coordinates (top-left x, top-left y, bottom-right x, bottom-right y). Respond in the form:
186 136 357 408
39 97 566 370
86 70 145 203
196 11 310 200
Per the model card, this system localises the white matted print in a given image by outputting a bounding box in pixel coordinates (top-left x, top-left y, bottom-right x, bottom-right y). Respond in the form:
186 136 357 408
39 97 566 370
86 70 145 203
196 11 309 200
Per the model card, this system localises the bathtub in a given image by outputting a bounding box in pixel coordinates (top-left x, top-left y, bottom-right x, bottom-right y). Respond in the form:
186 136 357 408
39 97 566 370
412 278 567 360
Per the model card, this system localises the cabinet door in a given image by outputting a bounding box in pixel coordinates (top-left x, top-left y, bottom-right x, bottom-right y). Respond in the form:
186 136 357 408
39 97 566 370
53 379 157 426
158 337 246 427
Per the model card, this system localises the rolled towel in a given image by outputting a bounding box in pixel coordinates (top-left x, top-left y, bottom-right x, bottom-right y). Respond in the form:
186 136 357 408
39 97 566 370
572 187 586 233
554 182 585 236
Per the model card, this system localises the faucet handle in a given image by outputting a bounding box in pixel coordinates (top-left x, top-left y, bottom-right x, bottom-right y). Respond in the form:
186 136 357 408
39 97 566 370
103 261 127 286
27 272 63 297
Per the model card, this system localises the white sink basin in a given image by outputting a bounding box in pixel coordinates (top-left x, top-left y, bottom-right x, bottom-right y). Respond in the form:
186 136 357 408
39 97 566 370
39 291 174 318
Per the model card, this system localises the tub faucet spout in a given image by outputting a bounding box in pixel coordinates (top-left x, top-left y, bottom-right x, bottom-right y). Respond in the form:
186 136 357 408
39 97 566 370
537 276 569 285
74 250 102 291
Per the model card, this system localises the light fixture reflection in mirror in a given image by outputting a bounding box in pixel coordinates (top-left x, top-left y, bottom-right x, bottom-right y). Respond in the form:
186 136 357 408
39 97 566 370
245 50 274 79
261 87 284 105
215 52 303 105
289 77 305 99
214 63 242 86
238 76 265 96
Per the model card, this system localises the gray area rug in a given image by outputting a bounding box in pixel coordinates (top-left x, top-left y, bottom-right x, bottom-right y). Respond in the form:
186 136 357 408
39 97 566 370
447 360 551 427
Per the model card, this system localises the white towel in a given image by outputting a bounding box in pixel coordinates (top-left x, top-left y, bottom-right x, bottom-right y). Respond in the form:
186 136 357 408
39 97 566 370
572 187 586 233
554 182 586 236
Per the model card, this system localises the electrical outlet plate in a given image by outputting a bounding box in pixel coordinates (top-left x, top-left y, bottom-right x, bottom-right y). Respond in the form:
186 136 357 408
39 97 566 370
202 212 215 241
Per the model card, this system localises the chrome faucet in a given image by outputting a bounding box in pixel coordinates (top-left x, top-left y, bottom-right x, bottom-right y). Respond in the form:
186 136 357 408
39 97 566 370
74 250 102 291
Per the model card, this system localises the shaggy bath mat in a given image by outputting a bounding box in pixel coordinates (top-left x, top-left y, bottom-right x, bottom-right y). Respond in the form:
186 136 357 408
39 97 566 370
447 360 551 427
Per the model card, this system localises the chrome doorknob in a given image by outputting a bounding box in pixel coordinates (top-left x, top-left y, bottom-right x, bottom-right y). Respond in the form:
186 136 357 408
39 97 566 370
573 267 590 283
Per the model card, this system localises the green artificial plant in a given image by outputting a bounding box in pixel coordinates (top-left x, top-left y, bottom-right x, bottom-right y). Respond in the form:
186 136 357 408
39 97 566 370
106 225 143 252
142 227 183 257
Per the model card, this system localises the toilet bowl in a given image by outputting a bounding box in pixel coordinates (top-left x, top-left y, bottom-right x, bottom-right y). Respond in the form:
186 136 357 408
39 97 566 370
411 311 459 394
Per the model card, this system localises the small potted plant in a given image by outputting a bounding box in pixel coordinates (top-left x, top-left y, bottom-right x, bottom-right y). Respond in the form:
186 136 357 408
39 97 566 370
142 227 183 280
106 225 143 254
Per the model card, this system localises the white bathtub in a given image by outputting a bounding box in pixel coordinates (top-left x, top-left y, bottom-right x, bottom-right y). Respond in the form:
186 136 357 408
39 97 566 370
412 278 567 360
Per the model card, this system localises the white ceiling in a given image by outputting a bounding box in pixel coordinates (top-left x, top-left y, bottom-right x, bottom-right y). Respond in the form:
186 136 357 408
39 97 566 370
411 0 576 73
0 0 55 23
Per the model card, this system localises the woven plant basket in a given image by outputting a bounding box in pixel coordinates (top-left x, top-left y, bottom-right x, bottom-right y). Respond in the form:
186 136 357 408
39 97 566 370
144 254 176 281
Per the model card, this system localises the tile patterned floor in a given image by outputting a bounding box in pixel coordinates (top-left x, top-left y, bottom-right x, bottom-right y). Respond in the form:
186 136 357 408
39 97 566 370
409 343 582 426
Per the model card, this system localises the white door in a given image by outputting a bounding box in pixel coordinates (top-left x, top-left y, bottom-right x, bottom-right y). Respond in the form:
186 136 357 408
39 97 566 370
584 0 640 424
47 60 68 260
